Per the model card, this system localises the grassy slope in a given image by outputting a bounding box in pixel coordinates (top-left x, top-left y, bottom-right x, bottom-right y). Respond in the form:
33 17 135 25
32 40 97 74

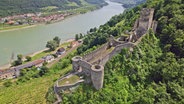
0 65 72 104
0 42 74 103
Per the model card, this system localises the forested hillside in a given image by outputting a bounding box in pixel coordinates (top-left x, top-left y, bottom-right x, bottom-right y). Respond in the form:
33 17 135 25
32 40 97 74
61 0 184 103
110 0 146 8
0 0 105 17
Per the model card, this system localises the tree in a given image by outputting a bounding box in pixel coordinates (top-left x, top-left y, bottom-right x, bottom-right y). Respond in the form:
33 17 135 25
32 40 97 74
53 36 61 47
12 54 23 66
46 40 58 51
75 34 79 41
80 33 83 39
3 80 12 87
17 54 23 61
26 56 32 62
39 66 49 76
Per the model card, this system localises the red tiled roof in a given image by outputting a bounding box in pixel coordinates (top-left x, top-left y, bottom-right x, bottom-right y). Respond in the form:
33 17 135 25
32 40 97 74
32 59 44 65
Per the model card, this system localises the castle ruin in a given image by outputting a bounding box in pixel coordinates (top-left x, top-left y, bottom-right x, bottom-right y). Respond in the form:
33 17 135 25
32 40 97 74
54 8 157 102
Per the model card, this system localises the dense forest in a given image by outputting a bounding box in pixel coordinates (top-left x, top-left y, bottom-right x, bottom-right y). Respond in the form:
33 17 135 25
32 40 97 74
61 0 184 103
0 0 106 17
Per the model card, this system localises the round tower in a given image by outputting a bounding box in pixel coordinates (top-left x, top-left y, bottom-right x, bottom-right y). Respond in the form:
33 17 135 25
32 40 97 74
90 64 104 90
72 56 82 72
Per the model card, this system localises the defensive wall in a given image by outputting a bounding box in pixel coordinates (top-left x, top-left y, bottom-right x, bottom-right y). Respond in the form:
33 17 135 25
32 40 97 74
69 8 156 90
54 8 157 103
55 80 84 92
83 43 109 62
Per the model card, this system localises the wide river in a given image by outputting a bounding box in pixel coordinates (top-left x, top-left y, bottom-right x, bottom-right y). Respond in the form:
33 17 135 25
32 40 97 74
0 1 124 66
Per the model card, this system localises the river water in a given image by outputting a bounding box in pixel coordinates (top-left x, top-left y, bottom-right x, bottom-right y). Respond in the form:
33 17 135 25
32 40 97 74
0 1 124 66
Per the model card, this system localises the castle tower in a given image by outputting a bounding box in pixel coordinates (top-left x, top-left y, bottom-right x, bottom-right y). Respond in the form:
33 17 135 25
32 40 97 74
72 56 82 72
90 64 104 90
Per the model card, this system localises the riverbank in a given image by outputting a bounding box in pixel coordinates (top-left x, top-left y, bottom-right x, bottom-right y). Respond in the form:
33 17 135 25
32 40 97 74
0 4 106 33
0 24 39 33
0 38 75 70
0 0 124 68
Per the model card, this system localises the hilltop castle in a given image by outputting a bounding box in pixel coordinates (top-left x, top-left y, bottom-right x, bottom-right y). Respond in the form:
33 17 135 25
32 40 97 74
54 8 157 101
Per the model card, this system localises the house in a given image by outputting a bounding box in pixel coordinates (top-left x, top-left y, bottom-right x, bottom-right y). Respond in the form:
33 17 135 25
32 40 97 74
7 20 15 25
56 47 66 55
0 59 44 79
70 41 78 48
32 59 44 67
42 55 55 63
0 69 16 79
13 59 44 70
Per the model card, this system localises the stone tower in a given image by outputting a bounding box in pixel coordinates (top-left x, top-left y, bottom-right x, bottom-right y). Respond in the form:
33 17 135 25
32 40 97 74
72 56 104 90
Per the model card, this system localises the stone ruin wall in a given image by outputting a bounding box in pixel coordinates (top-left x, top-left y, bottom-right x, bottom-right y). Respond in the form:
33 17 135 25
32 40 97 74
83 43 108 62
72 56 104 90
58 8 156 91
151 20 158 33
109 36 127 47
54 8 157 104
90 65 104 90
134 8 154 38
55 80 84 92
99 42 135 66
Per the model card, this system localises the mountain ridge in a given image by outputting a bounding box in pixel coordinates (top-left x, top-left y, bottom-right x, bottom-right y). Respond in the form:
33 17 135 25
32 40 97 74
110 0 146 8
0 0 106 17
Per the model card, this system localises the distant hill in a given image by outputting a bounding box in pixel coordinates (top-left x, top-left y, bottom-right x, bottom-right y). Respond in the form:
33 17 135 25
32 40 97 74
0 0 106 17
110 0 146 8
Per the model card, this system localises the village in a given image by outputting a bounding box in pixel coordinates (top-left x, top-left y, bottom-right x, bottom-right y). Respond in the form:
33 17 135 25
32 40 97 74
0 12 72 26
0 40 80 79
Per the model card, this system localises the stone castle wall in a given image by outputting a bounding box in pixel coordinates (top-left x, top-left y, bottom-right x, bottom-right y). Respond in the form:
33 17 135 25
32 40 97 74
53 8 157 104
55 80 84 91
91 65 104 90
83 43 108 62
99 42 135 65
71 56 104 89
56 8 156 92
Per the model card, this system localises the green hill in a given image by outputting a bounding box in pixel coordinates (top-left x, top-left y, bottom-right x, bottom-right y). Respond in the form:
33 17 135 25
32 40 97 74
110 0 145 4
0 0 106 17
61 0 184 103
110 0 146 8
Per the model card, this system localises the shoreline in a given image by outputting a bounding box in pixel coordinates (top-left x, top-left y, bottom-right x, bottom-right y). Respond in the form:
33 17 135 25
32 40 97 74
0 3 108 69
0 13 78 33
0 24 39 33
0 38 75 70
0 4 105 33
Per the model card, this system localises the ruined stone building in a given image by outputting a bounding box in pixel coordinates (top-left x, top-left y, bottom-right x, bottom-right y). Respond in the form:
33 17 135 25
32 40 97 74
55 8 157 94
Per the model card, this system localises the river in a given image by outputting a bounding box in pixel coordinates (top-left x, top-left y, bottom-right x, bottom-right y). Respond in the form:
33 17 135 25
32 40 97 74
0 1 124 66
